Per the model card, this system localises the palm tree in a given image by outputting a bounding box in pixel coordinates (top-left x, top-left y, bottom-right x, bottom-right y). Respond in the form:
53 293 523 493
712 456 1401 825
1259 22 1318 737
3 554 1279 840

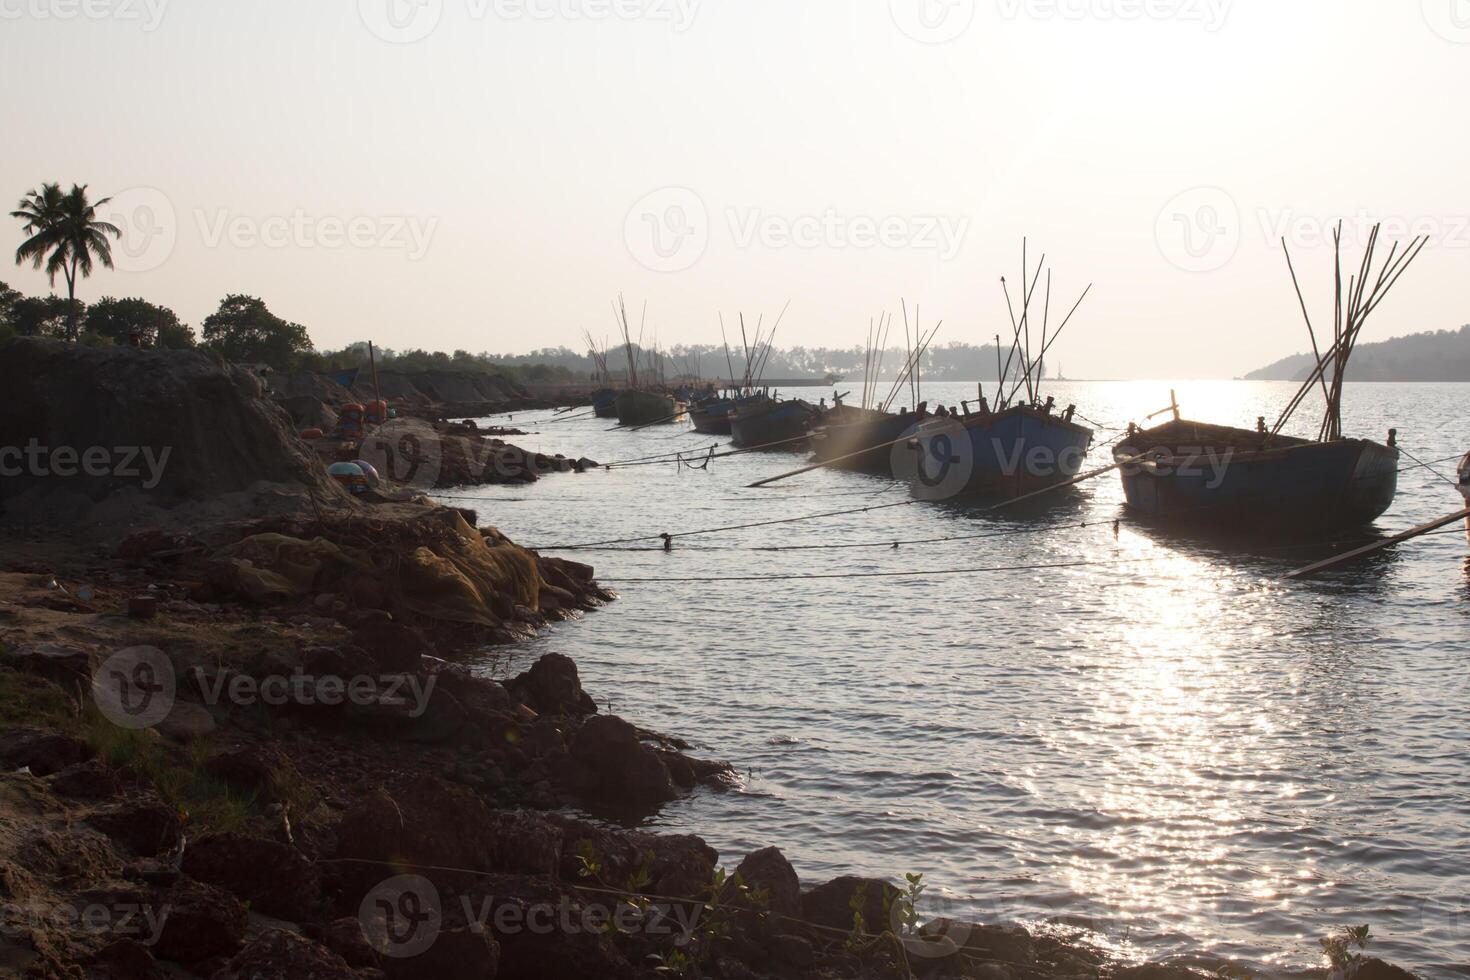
12 182 120 341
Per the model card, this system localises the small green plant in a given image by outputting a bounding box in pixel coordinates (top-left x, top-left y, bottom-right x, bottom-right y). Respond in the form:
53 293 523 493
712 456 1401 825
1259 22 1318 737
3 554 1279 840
1320 925 1372 971
896 872 925 937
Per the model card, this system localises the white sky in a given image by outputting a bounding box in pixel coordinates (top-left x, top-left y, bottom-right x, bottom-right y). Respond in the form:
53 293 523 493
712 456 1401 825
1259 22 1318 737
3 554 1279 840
4 0 1468 378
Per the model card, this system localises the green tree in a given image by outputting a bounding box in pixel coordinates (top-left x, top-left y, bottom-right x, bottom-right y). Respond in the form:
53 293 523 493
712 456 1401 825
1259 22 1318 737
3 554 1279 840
201 294 313 369
85 296 195 348
8 295 82 338
11 183 121 341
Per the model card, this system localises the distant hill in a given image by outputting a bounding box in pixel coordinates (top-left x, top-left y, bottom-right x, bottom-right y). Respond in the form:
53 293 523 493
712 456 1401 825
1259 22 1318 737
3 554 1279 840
1244 325 1470 381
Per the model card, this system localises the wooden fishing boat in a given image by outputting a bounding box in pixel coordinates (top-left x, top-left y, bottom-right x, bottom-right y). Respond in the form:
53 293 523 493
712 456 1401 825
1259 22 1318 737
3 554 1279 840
1114 418 1398 531
729 393 821 450
811 406 925 474
908 403 1094 497
591 387 618 418
689 388 736 435
1115 222 1425 534
614 388 680 427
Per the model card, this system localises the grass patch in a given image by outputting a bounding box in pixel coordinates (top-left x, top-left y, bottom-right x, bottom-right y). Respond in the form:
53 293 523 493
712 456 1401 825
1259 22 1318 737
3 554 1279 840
0 664 80 730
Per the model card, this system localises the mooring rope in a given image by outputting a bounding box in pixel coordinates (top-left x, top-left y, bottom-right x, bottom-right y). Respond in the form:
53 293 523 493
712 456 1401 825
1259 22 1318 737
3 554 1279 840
600 555 1176 583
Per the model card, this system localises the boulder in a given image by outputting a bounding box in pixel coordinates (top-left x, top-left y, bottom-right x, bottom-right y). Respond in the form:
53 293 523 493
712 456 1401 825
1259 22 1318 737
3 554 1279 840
801 876 901 934
733 846 801 920
181 832 321 921
210 928 357 980
553 817 717 901
487 810 564 878
336 774 495 875
504 653 596 717
87 798 183 857
555 714 676 813
152 877 248 964
350 620 432 673
84 938 164 979
921 919 1035 966
0 730 93 777
494 915 633 980
316 917 380 969
203 744 304 804
1347 959 1419 980
50 759 124 799
382 926 499 980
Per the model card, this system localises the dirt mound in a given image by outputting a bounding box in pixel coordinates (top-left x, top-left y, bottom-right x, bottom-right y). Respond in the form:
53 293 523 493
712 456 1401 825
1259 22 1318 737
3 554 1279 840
0 338 349 534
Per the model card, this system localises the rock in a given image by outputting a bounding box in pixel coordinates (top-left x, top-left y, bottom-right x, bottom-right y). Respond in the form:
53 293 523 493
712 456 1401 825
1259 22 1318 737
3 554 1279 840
505 653 596 717
156 701 217 741
181 832 321 921
495 915 633 980
203 744 304 804
10 641 97 685
50 758 124 799
767 933 814 969
351 620 431 673
556 714 676 813
211 928 357 980
346 683 465 744
382 926 499 980
552 817 717 901
87 798 183 857
0 729 93 776
85 938 164 979
733 846 801 920
487 810 564 878
801 876 901 934
152 877 248 964
317 917 380 969
922 919 1035 966
1348 959 1420 980
336 774 495 877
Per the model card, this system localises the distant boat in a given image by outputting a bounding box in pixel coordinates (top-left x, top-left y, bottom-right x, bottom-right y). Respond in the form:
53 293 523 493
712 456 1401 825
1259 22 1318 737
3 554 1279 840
811 405 925 474
591 387 618 418
908 403 1094 497
729 392 821 450
615 389 680 427
1114 418 1398 531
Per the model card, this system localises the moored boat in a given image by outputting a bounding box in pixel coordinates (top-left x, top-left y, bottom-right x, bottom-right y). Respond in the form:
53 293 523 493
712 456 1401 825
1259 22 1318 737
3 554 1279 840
811 406 925 474
689 387 736 435
1114 418 1399 531
907 403 1094 498
615 388 680 427
591 387 618 418
728 393 821 450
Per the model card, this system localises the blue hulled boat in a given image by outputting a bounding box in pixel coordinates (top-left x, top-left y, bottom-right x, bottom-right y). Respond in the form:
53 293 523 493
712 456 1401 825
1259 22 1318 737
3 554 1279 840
1114 418 1399 531
906 403 1094 498
729 393 821 450
689 387 737 435
811 406 925 475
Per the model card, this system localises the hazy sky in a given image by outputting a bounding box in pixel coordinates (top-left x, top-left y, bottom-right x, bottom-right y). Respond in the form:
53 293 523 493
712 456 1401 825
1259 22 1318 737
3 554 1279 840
4 0 1468 378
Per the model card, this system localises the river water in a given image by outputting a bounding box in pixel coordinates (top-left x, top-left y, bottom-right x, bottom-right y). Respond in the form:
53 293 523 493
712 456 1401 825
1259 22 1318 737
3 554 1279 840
443 381 1469 978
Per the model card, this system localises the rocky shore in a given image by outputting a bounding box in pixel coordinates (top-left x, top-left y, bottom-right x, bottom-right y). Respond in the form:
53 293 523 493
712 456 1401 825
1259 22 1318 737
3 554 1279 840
0 339 1422 980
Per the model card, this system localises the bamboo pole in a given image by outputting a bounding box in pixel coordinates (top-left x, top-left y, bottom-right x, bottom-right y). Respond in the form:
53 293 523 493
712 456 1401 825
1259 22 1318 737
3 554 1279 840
1285 508 1470 580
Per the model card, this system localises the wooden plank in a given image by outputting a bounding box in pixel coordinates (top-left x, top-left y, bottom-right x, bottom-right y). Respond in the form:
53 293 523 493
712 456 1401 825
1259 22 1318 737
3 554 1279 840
1284 507 1470 580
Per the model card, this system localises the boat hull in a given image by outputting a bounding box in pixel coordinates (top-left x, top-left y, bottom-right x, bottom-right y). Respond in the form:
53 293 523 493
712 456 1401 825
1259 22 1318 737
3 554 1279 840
1458 451 1470 543
812 410 923 474
907 406 1094 499
690 399 734 435
1116 421 1399 531
592 388 618 418
615 390 679 427
729 399 819 450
